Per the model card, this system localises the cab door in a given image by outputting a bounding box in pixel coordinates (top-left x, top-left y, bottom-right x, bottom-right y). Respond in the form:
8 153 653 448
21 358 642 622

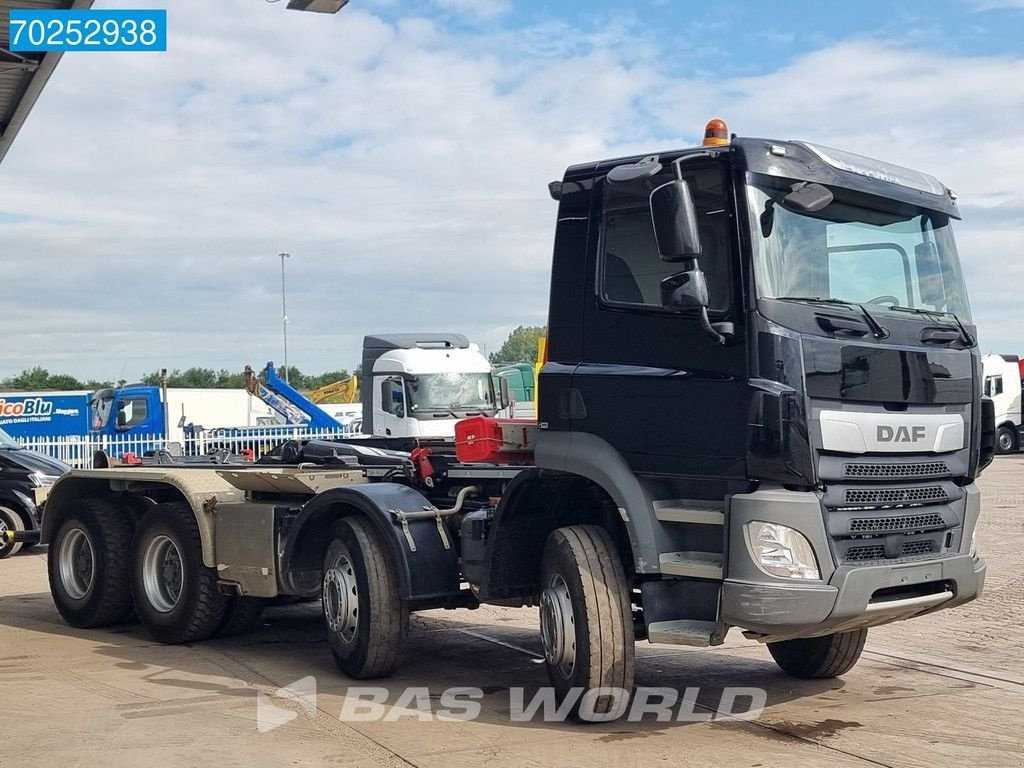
574 158 748 480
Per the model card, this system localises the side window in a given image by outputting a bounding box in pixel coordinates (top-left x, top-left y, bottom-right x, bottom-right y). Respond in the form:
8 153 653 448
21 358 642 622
380 377 406 417
600 163 732 312
116 397 148 431
984 376 1004 397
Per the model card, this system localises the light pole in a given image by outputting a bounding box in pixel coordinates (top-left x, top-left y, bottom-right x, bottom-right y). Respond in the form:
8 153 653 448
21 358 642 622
279 252 290 384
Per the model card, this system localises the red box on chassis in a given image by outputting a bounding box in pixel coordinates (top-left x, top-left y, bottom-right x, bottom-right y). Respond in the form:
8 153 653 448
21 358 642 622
454 416 538 464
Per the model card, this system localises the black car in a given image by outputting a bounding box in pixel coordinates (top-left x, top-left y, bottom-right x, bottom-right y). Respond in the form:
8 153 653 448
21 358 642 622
0 428 70 558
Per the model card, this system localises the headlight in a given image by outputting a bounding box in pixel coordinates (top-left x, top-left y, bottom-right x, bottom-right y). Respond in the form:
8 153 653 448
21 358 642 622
30 472 61 487
744 522 821 580
969 530 978 559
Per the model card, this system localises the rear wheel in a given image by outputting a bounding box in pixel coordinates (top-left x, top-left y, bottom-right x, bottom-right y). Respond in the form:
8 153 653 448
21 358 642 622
322 517 407 679
996 426 1016 454
539 525 634 721
131 503 228 644
0 505 25 559
768 628 868 678
48 499 134 627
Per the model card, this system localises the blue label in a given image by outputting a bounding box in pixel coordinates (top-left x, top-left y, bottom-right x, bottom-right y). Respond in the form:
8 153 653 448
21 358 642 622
7 9 167 52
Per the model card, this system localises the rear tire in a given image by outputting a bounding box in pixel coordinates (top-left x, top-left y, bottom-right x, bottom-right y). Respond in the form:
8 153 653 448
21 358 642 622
47 499 134 627
539 525 634 721
768 628 868 678
996 426 1016 454
131 502 228 644
0 505 25 559
322 517 407 679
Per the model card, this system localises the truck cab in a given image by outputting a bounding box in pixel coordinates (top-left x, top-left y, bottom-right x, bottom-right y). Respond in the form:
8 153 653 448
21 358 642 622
981 353 1022 453
89 385 163 438
533 123 989 648
361 334 504 439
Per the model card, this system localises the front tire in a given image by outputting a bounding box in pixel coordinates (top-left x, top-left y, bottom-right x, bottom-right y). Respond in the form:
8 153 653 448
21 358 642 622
322 517 407 679
539 525 634 720
47 499 134 627
0 505 25 559
216 597 266 638
996 425 1016 454
130 503 228 644
768 628 867 678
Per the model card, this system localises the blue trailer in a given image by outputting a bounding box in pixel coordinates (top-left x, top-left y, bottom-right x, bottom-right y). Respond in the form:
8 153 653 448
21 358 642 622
0 392 91 439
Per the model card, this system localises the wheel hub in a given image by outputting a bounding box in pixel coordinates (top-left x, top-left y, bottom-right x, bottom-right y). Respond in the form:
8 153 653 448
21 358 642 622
539 573 575 676
323 554 358 643
57 527 95 600
142 534 184 613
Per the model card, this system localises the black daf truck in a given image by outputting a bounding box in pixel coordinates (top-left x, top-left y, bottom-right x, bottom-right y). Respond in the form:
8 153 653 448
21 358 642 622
35 121 991 719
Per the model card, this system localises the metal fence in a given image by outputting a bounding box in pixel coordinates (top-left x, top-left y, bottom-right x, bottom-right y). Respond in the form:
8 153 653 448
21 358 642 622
18 426 360 469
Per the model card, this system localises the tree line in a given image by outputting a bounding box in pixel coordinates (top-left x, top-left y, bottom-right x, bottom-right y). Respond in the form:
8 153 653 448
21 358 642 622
1 328 545 393
0 365 352 392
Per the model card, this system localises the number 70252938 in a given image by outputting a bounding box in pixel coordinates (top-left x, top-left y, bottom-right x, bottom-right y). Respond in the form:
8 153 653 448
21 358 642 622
7 9 167 52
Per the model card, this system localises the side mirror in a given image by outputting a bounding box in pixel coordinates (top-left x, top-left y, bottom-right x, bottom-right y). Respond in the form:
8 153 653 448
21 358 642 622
116 410 127 428
379 379 394 414
650 180 701 262
660 269 710 311
499 377 511 409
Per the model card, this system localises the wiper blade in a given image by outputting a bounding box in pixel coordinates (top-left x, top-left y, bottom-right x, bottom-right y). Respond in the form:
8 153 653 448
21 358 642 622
775 296 888 339
885 306 975 345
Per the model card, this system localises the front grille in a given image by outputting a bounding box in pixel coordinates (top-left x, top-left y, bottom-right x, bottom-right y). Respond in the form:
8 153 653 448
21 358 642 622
843 462 949 480
845 540 938 562
847 545 885 561
849 512 946 534
901 540 936 556
844 486 948 505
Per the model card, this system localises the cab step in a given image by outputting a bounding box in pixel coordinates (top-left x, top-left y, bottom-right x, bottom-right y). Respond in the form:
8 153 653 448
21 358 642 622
646 619 718 647
653 501 724 526
659 551 724 580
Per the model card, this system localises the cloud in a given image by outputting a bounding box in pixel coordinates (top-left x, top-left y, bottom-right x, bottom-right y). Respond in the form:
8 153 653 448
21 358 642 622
0 1 1022 381
968 0 1024 9
430 0 509 21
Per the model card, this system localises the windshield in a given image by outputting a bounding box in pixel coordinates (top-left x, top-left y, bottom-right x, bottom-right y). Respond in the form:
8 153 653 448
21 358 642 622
90 395 114 429
407 373 496 413
747 176 971 320
0 427 19 449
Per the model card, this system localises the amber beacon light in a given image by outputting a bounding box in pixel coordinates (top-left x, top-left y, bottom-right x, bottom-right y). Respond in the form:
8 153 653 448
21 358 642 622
702 118 730 146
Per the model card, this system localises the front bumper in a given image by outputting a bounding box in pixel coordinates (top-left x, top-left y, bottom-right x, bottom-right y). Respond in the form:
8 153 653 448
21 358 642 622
720 553 986 641
720 484 985 642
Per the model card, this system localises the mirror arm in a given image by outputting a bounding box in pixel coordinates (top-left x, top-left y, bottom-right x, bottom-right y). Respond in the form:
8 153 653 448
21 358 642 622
698 307 727 345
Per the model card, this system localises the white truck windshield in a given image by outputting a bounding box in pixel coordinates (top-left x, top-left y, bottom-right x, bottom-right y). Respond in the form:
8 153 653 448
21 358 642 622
407 373 496 414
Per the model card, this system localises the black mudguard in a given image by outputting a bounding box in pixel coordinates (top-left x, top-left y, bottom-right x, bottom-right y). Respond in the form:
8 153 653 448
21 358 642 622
280 482 461 601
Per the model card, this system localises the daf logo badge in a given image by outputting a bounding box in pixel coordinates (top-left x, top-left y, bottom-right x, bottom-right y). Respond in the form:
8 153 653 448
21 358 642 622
877 425 927 443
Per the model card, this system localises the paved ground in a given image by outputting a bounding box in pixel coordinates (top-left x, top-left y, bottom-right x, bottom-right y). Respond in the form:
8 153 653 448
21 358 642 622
2 459 1023 768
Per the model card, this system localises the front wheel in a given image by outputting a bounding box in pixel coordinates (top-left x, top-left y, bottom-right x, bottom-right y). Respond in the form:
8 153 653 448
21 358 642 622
539 525 634 720
996 426 1016 454
0 505 25 559
322 517 407 679
130 503 228 644
768 628 867 678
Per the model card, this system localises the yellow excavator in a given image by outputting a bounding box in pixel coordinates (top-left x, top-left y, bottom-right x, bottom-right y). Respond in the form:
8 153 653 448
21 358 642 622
306 375 359 404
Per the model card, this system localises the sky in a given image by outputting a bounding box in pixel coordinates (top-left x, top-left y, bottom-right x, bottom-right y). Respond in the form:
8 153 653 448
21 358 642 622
1 0 1023 380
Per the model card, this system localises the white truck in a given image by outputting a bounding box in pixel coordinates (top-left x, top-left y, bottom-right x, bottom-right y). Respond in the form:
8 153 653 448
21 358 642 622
360 334 509 440
981 354 1022 453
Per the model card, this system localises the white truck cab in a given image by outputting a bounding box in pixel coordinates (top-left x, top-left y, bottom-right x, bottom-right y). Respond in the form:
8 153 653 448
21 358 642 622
982 354 1022 453
361 334 503 439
